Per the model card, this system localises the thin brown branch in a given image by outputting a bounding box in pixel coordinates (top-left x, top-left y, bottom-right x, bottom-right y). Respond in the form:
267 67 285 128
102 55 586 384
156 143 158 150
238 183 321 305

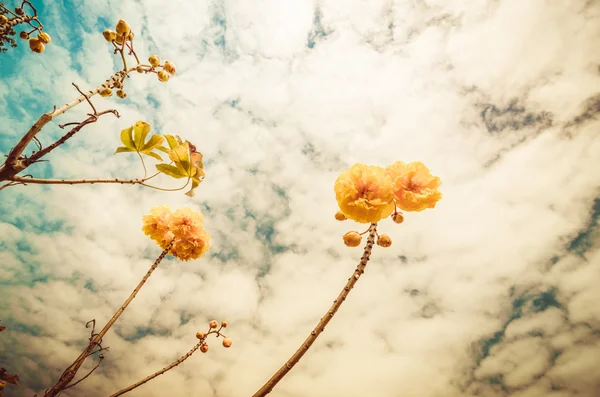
251 223 378 397
43 240 175 397
0 68 135 181
71 83 97 115
62 355 104 391
109 341 203 397
27 109 119 165
9 176 148 186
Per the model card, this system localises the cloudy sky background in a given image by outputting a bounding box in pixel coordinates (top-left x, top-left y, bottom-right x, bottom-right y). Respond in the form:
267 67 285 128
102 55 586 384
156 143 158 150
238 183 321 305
1 0 599 396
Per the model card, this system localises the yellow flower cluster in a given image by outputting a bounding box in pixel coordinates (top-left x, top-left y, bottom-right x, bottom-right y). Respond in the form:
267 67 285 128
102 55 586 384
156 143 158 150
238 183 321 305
142 206 210 261
334 161 442 224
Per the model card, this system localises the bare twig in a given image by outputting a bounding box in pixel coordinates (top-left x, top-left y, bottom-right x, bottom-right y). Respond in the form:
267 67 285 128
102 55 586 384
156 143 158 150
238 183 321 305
72 83 98 115
0 68 136 182
62 354 105 391
43 240 175 397
109 342 203 397
251 223 378 397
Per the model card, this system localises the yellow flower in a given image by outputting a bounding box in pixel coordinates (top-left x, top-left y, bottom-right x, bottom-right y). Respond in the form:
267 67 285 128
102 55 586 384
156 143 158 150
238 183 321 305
334 164 395 223
171 229 210 261
143 206 210 261
142 205 173 249
168 207 210 261
386 161 442 212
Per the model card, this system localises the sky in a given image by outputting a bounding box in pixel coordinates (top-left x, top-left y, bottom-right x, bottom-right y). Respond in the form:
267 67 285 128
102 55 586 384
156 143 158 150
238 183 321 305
0 0 599 396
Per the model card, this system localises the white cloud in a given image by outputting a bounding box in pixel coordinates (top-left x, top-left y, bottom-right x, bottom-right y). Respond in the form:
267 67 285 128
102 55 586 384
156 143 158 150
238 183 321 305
1 0 600 396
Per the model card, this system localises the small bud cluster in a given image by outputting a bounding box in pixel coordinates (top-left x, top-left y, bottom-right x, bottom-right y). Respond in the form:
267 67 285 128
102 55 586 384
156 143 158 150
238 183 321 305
26 31 50 53
195 319 233 353
336 209 402 248
100 19 177 99
1 4 49 54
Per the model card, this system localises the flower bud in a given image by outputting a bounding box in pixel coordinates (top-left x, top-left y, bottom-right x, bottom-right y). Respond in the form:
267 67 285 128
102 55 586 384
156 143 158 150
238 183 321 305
15 7 24 15
196 331 205 340
38 32 51 44
116 19 130 36
163 61 176 75
115 33 124 45
221 320 228 328
376 234 392 248
209 320 218 329
343 231 362 247
116 89 126 99
113 80 122 88
100 88 113 97
29 38 45 53
0 15 9 25
157 70 170 82
200 343 209 353
148 54 160 67
392 213 404 224
19 31 29 40
127 32 134 41
334 211 347 221
136 66 144 73
103 30 116 42
222 338 232 348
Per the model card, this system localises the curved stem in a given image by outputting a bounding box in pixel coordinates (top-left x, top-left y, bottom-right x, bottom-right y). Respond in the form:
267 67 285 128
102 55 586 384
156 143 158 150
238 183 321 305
251 223 378 397
43 240 175 397
109 341 203 397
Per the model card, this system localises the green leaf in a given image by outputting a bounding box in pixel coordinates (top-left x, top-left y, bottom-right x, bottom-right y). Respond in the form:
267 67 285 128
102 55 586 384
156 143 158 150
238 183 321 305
114 146 135 154
168 143 191 175
141 151 163 161
133 121 152 151
119 126 136 151
141 134 164 152
164 134 179 150
156 163 186 179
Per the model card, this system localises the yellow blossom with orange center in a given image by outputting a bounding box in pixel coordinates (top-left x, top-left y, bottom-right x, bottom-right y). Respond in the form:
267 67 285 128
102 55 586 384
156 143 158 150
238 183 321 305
386 161 442 212
334 164 395 223
142 205 173 249
142 206 210 261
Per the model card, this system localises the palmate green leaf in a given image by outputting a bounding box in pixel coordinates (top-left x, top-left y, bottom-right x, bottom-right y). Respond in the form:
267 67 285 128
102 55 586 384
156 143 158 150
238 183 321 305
156 163 187 179
168 142 192 176
115 146 135 154
115 121 166 160
119 126 136 151
133 121 152 151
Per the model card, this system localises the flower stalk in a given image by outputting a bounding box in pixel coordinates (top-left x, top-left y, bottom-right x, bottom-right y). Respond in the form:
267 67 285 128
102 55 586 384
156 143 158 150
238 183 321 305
43 240 174 397
251 222 378 397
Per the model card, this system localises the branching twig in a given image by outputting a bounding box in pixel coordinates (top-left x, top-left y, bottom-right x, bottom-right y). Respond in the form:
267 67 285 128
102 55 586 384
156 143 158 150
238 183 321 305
43 240 175 397
251 223 378 397
109 342 203 397
0 68 135 182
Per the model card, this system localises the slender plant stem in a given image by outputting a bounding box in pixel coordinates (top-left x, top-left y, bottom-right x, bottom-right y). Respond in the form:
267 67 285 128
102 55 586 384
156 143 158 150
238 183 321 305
109 341 204 397
251 223 378 397
9 176 149 185
43 240 174 397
